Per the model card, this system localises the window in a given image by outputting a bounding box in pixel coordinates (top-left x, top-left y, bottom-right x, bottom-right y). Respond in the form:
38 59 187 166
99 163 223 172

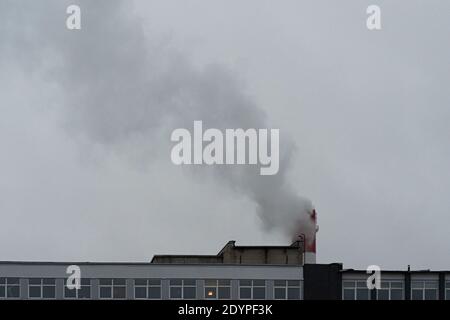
239 280 266 299
274 280 302 300
134 279 161 299
376 281 403 300
169 279 196 299
64 278 91 299
446 281 450 300
411 280 438 300
204 280 231 299
28 278 56 299
0 278 20 299
342 280 371 300
99 279 126 299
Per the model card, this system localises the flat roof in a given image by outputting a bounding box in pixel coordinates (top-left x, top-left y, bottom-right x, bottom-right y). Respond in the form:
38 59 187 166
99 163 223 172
342 269 450 273
0 261 152 266
0 261 305 267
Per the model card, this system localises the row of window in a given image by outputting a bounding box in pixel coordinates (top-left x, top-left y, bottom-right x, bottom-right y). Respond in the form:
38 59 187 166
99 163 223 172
343 280 404 300
164 279 301 300
4 277 449 300
343 280 450 300
0 278 302 300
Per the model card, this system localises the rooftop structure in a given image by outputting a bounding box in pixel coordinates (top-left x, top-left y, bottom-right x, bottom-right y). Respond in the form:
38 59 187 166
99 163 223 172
151 240 308 265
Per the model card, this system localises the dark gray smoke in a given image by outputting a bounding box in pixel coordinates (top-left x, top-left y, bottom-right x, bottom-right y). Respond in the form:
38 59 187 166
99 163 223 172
1 0 315 241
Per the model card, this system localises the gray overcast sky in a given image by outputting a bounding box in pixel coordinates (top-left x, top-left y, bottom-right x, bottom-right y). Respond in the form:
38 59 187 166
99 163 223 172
1 0 449 270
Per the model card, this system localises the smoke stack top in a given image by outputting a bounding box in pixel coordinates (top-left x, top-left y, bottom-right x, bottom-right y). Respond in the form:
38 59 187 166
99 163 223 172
291 206 318 264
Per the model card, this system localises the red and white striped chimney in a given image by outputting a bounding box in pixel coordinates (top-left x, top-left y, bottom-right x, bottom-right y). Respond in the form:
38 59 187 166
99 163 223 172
304 208 318 264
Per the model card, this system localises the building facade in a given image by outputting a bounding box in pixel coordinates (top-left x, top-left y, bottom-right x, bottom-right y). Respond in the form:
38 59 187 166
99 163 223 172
0 262 304 300
0 241 449 300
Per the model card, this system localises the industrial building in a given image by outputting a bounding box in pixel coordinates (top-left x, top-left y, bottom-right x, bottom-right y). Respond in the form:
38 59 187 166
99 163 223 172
1 240 449 300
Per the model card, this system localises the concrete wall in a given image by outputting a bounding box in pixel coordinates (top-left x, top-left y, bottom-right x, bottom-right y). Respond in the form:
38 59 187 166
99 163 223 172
0 262 303 279
152 241 305 265
221 245 303 265
151 256 223 264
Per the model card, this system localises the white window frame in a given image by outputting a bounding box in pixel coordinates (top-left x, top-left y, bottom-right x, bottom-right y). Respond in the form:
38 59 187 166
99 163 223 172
375 280 404 300
28 278 56 299
63 278 92 299
342 280 371 300
134 279 162 300
445 281 450 300
0 277 20 299
169 279 197 300
98 278 127 300
273 280 302 300
204 279 231 300
411 280 439 300
239 280 266 300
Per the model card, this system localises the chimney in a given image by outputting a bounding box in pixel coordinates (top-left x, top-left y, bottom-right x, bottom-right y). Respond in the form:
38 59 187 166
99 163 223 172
304 209 318 264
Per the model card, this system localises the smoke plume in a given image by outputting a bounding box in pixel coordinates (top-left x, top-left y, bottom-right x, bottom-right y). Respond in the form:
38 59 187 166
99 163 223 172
1 0 315 243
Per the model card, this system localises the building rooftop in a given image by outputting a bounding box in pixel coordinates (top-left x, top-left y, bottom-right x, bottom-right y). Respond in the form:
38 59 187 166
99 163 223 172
150 240 307 265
